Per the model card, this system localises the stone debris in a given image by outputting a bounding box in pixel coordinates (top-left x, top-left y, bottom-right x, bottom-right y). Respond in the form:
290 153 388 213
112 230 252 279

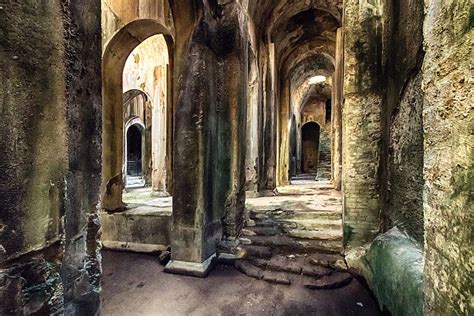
158 251 171 265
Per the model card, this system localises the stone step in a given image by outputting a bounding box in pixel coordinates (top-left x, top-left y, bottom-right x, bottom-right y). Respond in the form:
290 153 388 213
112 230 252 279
254 218 275 227
234 258 353 290
291 174 317 181
247 226 278 236
235 260 263 279
304 272 353 290
247 235 343 255
301 265 333 278
278 218 343 231
262 271 291 285
267 255 302 274
125 176 146 188
252 210 342 221
244 255 339 278
286 229 343 241
242 245 273 259
307 253 347 269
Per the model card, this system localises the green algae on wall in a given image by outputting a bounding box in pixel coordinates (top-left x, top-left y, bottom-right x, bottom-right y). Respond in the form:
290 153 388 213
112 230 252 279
365 228 424 316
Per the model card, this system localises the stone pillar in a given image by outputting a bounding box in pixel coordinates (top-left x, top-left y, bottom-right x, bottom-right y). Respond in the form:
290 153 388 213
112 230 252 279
245 56 260 194
167 1 247 276
422 1 473 314
277 79 291 186
0 1 102 314
342 0 385 248
332 27 344 190
259 44 277 192
151 62 169 194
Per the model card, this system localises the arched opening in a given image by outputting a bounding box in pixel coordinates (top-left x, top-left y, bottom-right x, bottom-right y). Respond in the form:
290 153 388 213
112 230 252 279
102 19 173 211
301 122 320 174
124 118 147 187
126 124 143 177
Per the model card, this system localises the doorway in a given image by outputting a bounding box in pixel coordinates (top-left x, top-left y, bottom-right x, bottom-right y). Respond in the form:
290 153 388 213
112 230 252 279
125 123 144 186
301 122 320 174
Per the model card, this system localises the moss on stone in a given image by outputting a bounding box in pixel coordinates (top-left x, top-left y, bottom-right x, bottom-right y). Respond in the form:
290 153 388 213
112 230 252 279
365 228 423 316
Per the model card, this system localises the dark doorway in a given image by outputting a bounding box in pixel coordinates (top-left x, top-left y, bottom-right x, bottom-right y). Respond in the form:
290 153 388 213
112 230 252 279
302 122 320 174
127 124 143 176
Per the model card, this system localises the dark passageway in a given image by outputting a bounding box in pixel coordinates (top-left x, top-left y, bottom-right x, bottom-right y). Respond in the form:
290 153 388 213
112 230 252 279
126 124 143 177
302 122 320 174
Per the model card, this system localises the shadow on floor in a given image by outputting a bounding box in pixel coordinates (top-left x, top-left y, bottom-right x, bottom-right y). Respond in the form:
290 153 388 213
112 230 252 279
101 251 383 316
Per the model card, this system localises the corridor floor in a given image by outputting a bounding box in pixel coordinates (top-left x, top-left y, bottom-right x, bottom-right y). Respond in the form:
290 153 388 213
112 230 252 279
101 251 382 316
247 178 342 215
122 187 172 215
101 179 381 315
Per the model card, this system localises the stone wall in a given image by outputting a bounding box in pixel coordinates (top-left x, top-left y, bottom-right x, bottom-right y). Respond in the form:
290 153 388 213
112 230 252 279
384 0 425 243
422 0 473 314
0 1 102 314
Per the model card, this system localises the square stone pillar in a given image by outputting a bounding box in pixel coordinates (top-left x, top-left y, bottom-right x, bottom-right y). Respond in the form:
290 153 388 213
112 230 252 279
342 0 386 248
166 1 248 276
165 42 219 277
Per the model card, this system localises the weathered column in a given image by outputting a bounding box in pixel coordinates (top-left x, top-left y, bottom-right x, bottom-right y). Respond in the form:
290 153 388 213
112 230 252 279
219 2 248 240
151 62 170 194
422 1 473 314
259 44 277 193
167 0 247 276
332 27 344 190
277 78 291 186
342 0 385 248
245 56 260 195
0 1 102 314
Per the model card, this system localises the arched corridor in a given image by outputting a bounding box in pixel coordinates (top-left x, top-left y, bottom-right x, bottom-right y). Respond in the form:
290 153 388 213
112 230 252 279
1 1 472 315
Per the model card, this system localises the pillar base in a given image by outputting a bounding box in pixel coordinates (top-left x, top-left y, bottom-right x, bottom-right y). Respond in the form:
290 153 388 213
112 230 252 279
164 253 217 278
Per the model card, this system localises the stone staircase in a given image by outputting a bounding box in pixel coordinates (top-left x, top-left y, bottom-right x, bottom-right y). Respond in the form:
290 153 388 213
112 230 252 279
225 181 350 290
125 176 146 188
317 161 331 180
318 147 332 180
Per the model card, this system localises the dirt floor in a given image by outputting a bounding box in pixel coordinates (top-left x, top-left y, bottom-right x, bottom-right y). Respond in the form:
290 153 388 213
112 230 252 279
101 251 382 316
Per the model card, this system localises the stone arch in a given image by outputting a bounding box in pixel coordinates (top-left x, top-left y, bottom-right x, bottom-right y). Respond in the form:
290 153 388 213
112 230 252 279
102 19 174 211
123 89 153 186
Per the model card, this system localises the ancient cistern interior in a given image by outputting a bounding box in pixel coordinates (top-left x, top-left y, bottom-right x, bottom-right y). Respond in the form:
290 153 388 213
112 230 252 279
1 1 472 315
